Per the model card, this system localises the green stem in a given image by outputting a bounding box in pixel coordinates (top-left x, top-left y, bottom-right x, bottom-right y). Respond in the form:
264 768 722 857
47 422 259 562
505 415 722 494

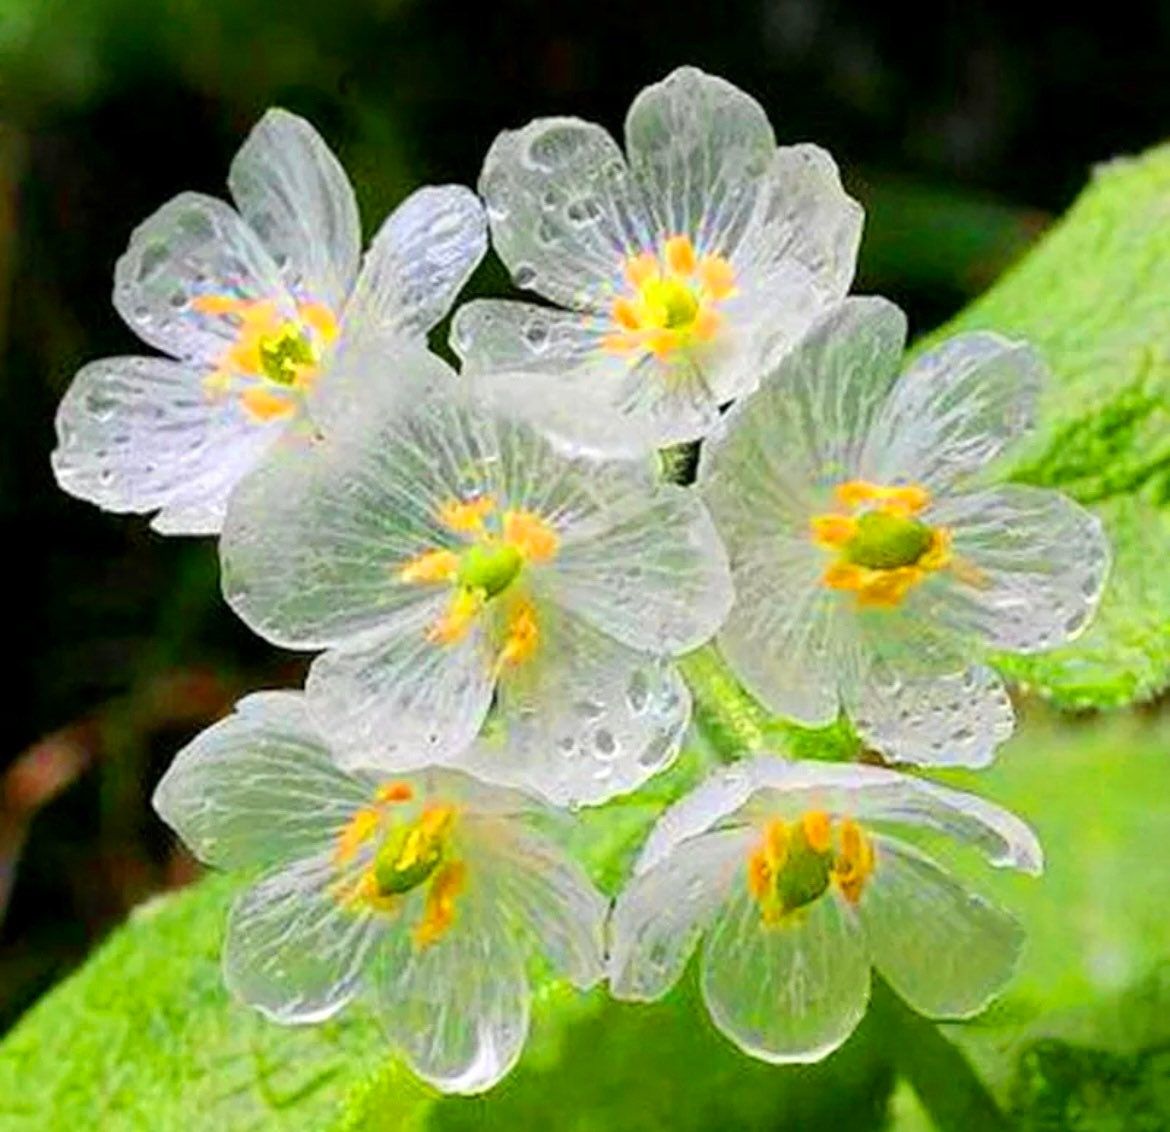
677 644 771 758
871 978 1009 1132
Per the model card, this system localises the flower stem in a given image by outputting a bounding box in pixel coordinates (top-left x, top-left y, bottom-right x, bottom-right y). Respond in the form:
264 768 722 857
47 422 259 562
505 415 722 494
677 644 771 758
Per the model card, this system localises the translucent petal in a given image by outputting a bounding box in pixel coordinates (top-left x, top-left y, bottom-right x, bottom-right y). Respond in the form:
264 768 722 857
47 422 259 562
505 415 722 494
861 837 1025 1017
638 756 1043 877
342 185 486 341
451 299 608 373
227 108 361 311
52 355 283 535
367 888 530 1094
732 144 863 309
220 350 467 648
546 483 732 655
224 852 378 1024
306 600 495 769
624 66 775 258
152 690 371 870
701 886 870 1064
114 191 291 366
464 604 690 806
924 485 1110 652
699 297 907 530
860 332 1042 491
844 650 1014 769
609 828 751 1001
715 535 841 727
471 821 607 989
479 117 650 310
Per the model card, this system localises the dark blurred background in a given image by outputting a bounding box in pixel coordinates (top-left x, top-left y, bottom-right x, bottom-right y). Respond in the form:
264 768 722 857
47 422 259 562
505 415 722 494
3 0 1170 1036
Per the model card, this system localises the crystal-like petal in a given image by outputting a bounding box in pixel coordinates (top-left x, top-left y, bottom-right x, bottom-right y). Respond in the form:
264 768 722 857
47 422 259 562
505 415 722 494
609 828 751 1001
223 851 378 1025
701 885 870 1064
925 485 1110 652
860 332 1042 491
860 837 1024 1017
624 66 775 259
480 117 650 310
227 108 361 311
152 691 371 870
342 185 486 341
52 355 283 535
114 191 291 367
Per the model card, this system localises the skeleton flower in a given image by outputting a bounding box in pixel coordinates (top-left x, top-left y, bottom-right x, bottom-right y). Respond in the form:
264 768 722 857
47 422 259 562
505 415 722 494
52 108 486 534
608 756 1042 1064
451 66 862 451
700 297 1109 767
219 349 733 805
152 691 606 1094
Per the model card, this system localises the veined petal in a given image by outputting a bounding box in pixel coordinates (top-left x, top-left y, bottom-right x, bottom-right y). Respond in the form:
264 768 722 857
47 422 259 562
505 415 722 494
701 885 870 1064
480 117 650 310
368 887 530 1094
547 483 732 655
114 191 291 367
52 355 283 535
465 605 690 806
223 851 378 1025
342 185 486 341
608 828 751 1001
227 108 361 311
451 299 607 374
925 485 1110 652
860 837 1025 1017
152 690 371 870
624 66 776 259
860 332 1042 492
305 600 495 769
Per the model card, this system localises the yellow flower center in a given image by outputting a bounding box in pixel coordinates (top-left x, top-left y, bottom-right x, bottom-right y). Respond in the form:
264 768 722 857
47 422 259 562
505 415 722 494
332 782 466 949
193 294 338 422
398 495 559 673
603 235 736 360
747 810 876 926
809 480 954 609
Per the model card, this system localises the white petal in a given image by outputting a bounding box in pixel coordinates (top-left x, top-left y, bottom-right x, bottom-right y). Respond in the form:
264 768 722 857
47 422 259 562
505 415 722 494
860 837 1025 1017
700 296 907 529
342 185 486 341
715 535 841 727
624 66 775 258
114 191 290 366
843 656 1015 769
451 299 607 373
860 332 1042 491
52 355 281 535
220 350 467 648
464 605 690 806
224 852 378 1024
227 108 361 311
368 890 531 1094
609 828 751 1001
924 485 1110 652
152 690 370 870
479 117 650 310
701 886 870 1064
546 484 732 655
306 601 495 769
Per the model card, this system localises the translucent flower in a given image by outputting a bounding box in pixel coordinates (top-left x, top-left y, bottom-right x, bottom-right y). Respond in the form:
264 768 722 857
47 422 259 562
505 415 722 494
152 691 606 1094
220 349 733 805
699 297 1110 767
52 108 486 534
608 756 1042 1064
452 66 862 450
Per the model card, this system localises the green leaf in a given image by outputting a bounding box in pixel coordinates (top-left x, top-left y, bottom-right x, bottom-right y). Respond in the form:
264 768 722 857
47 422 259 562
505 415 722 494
918 143 1170 708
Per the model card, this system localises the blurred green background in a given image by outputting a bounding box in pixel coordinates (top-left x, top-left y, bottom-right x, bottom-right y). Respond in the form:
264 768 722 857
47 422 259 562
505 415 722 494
3 1 1170 1125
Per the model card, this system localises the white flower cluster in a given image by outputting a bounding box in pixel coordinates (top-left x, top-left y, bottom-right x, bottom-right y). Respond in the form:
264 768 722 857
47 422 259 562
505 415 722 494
52 68 1109 1093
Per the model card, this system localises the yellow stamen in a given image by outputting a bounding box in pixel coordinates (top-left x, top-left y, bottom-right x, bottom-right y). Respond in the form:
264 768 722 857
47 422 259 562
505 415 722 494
375 781 414 805
335 807 382 866
240 385 296 422
496 599 540 672
428 588 484 645
834 481 930 517
801 810 833 854
439 495 496 534
810 514 858 550
413 860 466 949
399 548 461 585
503 510 559 563
832 819 876 904
664 234 697 275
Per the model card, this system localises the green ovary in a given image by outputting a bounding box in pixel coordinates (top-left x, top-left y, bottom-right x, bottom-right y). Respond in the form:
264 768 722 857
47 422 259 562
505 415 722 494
774 840 833 914
373 824 444 897
844 510 934 570
259 325 316 385
459 541 523 598
643 278 700 330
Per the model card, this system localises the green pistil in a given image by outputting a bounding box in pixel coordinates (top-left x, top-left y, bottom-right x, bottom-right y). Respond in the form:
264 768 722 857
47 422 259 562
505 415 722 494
844 509 934 570
459 541 522 598
774 833 833 914
259 325 316 385
373 824 444 897
645 278 700 330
